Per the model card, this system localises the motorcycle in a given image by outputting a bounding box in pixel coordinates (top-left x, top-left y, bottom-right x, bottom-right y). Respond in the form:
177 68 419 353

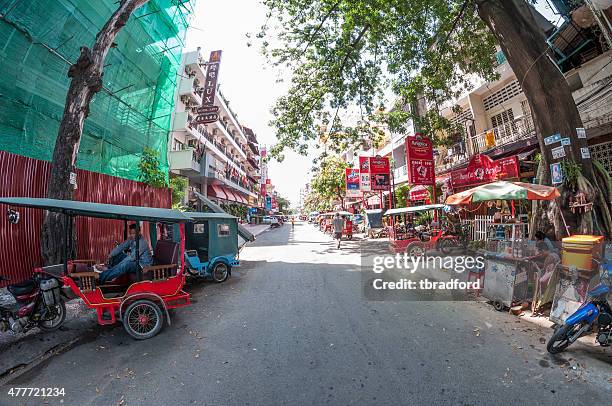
546 263 611 354
0 272 66 334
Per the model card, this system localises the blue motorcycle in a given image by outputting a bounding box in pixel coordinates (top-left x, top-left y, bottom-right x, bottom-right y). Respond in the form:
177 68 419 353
547 263 612 354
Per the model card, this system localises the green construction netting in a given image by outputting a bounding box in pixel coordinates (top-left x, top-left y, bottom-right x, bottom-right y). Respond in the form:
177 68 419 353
0 0 194 180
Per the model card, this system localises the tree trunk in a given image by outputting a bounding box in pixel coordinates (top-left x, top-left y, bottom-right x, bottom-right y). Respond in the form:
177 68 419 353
475 0 611 238
41 0 149 265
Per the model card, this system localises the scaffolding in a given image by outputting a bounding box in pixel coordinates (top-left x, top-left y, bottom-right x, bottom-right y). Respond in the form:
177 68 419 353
0 0 194 180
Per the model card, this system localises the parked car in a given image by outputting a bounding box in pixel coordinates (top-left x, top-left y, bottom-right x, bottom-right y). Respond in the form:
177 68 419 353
262 216 279 225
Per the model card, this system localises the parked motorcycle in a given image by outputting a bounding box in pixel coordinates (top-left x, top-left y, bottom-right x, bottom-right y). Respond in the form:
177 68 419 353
0 273 66 334
546 263 611 354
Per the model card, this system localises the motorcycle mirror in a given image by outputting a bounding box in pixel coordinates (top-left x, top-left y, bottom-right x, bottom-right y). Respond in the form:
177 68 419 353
7 209 20 224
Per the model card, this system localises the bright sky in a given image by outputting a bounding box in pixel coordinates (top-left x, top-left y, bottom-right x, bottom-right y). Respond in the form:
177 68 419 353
185 0 311 208
183 0 561 208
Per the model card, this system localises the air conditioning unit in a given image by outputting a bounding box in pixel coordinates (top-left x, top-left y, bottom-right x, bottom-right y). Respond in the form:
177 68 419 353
184 66 195 78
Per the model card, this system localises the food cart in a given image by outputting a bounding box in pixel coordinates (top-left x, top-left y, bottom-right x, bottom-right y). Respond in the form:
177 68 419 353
446 181 560 310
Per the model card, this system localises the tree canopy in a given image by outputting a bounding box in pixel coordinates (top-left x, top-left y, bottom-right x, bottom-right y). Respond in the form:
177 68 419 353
259 0 500 159
308 155 349 209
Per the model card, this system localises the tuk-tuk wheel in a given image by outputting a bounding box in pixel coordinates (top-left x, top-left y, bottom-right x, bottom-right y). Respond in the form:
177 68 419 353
211 262 230 283
123 299 164 340
493 300 505 312
406 242 425 258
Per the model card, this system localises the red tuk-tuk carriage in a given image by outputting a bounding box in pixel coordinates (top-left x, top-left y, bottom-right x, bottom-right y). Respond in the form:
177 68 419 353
0 197 192 340
384 204 459 256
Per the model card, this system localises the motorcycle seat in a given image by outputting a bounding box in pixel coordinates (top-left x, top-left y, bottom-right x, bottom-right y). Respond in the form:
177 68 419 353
7 279 36 296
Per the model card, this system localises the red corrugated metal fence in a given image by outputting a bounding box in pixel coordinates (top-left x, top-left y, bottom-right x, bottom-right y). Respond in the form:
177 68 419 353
0 151 171 287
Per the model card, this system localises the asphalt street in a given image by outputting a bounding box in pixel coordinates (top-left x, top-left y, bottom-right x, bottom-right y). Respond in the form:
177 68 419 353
0 222 610 405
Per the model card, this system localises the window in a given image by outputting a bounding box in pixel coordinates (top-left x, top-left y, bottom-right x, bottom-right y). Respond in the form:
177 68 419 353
490 108 516 140
483 80 523 111
217 223 230 237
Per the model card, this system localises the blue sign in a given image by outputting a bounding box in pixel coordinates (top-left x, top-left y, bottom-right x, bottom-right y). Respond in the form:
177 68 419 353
249 207 257 214
265 196 272 210
544 133 561 146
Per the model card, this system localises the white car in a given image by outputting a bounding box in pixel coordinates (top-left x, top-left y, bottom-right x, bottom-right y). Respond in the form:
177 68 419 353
262 216 279 225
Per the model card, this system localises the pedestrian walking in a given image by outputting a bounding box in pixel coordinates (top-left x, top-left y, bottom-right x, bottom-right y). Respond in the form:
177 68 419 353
332 213 344 249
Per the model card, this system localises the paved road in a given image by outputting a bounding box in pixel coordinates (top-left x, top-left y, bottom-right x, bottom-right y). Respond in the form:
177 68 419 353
0 223 610 405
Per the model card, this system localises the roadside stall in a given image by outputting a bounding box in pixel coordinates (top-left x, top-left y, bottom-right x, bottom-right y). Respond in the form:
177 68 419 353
446 181 560 311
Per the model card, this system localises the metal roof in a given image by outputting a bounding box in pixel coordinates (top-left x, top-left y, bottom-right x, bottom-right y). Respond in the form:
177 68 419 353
187 212 238 220
0 197 190 222
384 204 446 216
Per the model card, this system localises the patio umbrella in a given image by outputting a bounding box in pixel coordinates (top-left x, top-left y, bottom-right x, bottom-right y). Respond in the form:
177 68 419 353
445 181 560 205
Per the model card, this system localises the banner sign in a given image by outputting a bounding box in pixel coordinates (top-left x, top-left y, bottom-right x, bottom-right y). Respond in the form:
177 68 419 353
408 159 435 185
410 188 430 201
360 173 371 192
406 134 435 185
405 136 434 161
359 156 370 173
359 156 371 191
346 168 362 197
203 50 222 106
369 156 390 191
450 154 519 188
345 168 360 190
265 195 272 210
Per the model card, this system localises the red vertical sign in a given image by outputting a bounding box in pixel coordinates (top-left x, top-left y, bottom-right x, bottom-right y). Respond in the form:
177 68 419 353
406 135 436 185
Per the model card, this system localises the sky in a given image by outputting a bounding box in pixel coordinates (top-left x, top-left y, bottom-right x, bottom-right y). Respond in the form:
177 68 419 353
184 0 311 208
183 0 561 208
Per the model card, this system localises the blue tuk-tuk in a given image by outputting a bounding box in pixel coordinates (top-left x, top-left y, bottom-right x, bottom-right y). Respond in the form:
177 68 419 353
184 212 241 282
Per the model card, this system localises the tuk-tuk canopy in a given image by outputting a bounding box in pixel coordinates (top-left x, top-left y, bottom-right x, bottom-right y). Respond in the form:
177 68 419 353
0 197 190 223
188 212 238 220
383 204 446 216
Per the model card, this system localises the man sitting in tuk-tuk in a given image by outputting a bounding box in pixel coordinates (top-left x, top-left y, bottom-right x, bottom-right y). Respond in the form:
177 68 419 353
96 223 153 284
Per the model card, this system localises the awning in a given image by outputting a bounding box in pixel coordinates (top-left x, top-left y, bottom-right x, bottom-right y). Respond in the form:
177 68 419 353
409 185 429 201
207 185 227 200
193 191 255 242
223 188 238 202
237 194 248 204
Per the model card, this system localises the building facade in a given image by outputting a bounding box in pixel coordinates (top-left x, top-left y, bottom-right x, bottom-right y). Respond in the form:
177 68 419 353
169 49 262 215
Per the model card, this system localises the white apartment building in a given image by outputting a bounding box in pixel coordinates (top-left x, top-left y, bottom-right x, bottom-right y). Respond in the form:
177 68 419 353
168 49 262 210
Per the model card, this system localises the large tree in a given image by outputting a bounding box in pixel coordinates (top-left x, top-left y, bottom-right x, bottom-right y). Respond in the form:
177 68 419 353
309 155 349 210
42 0 150 265
260 0 611 237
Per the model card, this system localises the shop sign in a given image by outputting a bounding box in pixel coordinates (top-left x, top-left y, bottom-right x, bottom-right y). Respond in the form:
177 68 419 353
450 154 519 188
369 156 390 191
203 50 222 106
409 187 430 201
406 134 435 185
408 159 435 185
405 135 434 161
360 173 371 192
576 128 586 139
265 196 272 210
561 138 571 146
194 106 219 114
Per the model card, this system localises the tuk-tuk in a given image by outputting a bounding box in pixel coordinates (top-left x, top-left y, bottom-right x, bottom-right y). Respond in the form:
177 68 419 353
383 204 455 255
363 209 385 238
184 212 240 282
0 197 192 340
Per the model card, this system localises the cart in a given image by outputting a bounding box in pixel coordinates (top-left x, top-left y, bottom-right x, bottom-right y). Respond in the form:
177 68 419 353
0 197 192 340
184 212 240 283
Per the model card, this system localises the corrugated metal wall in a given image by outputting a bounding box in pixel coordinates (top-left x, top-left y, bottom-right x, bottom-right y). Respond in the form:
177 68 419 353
0 151 171 287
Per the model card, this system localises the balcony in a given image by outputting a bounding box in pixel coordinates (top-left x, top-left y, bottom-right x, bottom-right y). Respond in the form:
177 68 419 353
178 76 203 105
214 120 247 159
469 115 535 155
183 51 206 79
206 168 257 198
169 148 202 178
